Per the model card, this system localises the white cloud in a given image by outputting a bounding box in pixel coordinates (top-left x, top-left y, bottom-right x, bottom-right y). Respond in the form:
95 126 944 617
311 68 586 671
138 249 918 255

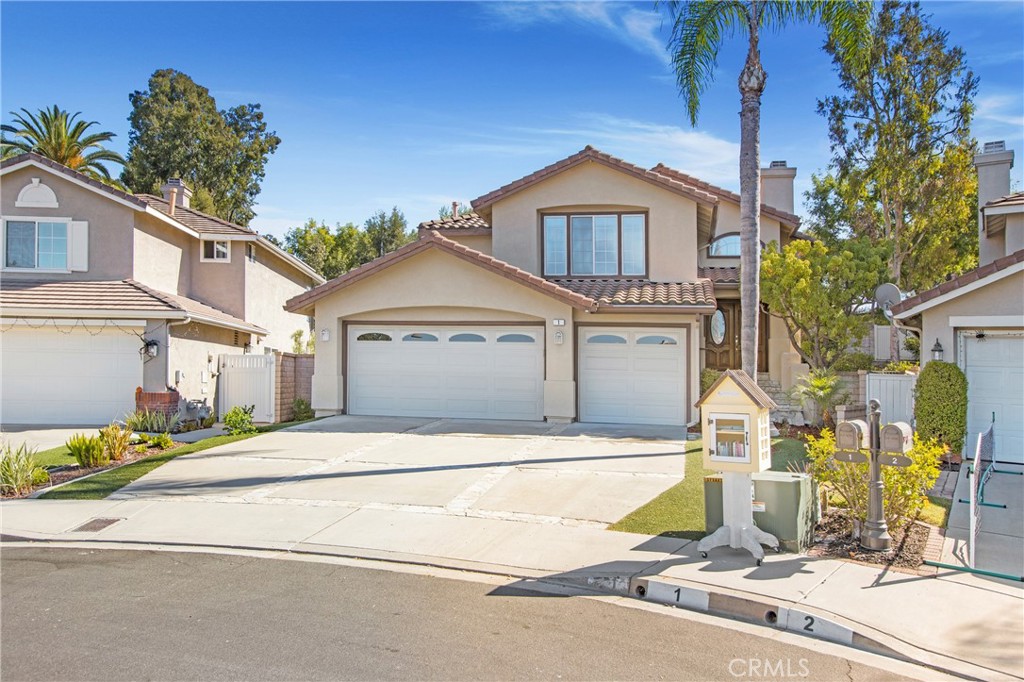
481 1 671 66
975 93 1024 137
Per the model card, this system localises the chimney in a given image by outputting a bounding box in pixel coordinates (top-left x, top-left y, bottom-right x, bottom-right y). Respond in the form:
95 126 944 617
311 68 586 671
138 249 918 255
451 201 459 217
760 161 796 214
974 140 1014 266
160 178 193 210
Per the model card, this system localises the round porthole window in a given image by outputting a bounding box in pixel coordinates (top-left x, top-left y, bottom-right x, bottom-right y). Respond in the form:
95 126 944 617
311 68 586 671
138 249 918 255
710 310 726 345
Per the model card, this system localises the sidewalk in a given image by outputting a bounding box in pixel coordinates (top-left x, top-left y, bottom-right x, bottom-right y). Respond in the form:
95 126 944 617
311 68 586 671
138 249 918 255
2 496 1021 680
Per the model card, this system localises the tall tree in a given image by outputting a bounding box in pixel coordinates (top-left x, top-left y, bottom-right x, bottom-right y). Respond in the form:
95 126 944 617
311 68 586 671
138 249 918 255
1 106 126 184
667 0 870 380
121 69 280 226
811 1 978 311
364 207 414 259
283 219 372 279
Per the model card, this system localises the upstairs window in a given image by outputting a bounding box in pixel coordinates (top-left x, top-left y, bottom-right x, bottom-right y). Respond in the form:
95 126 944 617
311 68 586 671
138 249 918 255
708 234 740 257
201 239 230 262
4 219 68 270
542 213 646 277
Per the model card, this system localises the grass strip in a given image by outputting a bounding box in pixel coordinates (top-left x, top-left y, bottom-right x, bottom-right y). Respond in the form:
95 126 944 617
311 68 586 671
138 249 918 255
38 420 311 501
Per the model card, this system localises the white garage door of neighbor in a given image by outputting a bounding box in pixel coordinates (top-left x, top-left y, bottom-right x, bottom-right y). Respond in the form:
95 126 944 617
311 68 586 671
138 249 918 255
1 325 144 425
964 333 1024 464
579 327 687 426
347 326 544 421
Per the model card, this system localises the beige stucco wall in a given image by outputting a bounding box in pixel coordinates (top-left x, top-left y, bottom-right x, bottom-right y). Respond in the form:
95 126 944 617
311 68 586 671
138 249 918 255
918 270 1024 370
245 245 314 352
1 166 135 281
187 241 247 319
308 248 575 419
1004 214 1024 256
489 162 700 281
132 212 192 294
442 233 492 255
697 205 783 268
168 321 249 410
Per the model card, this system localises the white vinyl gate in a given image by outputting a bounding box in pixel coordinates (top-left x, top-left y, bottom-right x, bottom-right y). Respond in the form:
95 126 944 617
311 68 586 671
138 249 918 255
219 354 275 423
866 372 917 425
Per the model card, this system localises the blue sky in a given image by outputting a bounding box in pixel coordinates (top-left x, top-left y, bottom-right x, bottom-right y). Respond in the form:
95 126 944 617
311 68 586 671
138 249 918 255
2 1 1022 238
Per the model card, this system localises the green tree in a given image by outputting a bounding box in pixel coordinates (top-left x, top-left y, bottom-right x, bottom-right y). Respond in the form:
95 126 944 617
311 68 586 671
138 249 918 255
1 106 126 184
760 238 887 370
121 69 280 226
810 1 979 356
283 219 372 279
666 0 870 380
364 207 414 259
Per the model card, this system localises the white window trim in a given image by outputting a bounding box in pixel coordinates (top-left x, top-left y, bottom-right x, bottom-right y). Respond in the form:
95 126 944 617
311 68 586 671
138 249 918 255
1 215 73 273
200 239 231 263
708 412 751 464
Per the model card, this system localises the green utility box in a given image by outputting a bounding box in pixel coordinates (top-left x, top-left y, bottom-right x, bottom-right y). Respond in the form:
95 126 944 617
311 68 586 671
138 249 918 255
703 472 818 553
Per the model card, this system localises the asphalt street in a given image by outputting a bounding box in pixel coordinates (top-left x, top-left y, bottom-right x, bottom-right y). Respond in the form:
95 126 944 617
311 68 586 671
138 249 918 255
1 547 914 681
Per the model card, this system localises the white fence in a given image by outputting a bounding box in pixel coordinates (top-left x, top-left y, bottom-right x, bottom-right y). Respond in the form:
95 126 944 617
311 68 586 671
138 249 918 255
219 353 276 423
866 372 917 425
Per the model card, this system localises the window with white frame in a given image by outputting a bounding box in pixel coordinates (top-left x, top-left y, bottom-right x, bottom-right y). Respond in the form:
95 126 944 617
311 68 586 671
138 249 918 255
202 239 230 262
4 219 68 270
542 213 645 277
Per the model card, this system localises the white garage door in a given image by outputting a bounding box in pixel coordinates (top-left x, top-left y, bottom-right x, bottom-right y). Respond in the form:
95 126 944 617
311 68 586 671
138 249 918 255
347 325 544 420
1 325 143 425
579 327 687 425
964 333 1024 464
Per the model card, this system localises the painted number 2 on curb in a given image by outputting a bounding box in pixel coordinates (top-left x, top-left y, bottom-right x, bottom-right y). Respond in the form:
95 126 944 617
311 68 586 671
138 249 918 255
782 609 853 645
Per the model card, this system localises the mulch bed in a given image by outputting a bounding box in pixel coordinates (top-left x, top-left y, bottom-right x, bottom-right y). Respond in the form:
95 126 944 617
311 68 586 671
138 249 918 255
807 508 931 570
2 442 182 500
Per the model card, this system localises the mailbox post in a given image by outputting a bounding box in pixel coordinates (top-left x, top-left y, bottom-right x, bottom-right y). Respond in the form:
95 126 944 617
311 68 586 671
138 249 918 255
834 399 913 552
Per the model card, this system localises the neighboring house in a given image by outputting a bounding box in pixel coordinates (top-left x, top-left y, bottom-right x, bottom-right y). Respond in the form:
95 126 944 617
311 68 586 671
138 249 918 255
893 141 1024 463
285 146 805 426
0 153 324 425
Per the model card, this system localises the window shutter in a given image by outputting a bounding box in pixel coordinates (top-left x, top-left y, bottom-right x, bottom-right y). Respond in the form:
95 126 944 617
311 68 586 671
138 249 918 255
69 221 89 272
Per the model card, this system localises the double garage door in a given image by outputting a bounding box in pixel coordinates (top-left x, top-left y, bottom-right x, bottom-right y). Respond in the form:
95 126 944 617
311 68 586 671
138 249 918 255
1 325 143 425
347 325 545 421
963 333 1023 464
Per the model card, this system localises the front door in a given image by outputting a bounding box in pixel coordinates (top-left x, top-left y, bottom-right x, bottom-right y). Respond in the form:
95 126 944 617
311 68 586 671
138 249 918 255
704 300 768 373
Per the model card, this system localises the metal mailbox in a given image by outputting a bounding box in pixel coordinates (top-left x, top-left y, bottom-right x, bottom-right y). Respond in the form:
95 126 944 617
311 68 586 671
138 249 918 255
880 422 913 454
836 419 869 452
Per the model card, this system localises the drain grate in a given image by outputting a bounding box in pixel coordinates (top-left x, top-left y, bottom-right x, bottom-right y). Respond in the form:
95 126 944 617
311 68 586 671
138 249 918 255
71 517 124 533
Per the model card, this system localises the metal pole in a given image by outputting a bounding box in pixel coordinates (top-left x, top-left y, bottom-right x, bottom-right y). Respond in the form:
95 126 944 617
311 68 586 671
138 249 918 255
861 399 892 551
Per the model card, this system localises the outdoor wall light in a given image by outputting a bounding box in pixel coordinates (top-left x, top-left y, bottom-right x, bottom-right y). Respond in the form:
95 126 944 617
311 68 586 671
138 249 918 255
931 339 944 361
320 328 330 342
142 339 159 358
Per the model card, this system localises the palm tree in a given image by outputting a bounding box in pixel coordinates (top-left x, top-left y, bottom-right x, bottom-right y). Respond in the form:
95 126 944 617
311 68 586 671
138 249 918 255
666 1 870 381
1 106 126 185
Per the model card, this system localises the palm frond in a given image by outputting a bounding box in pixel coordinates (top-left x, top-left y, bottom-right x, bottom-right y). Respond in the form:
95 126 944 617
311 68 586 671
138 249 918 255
759 1 872 72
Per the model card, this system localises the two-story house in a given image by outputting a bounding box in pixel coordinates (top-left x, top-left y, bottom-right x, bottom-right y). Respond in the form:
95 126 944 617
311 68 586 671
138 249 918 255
894 141 1024 463
285 146 804 426
0 152 324 425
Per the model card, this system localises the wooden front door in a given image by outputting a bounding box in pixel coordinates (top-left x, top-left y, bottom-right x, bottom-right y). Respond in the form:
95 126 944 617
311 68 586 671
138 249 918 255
704 300 768 373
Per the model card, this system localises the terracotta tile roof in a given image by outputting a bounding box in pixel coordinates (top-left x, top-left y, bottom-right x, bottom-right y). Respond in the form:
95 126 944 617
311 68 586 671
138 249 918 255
470 146 719 211
0 279 266 335
418 213 491 231
551 279 716 308
136 195 255 236
0 152 147 208
984 192 1024 210
695 369 777 410
651 163 802 228
892 248 1024 317
699 266 740 284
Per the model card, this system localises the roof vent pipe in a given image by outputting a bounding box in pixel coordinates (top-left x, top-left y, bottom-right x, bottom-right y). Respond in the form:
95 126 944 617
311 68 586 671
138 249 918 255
168 187 177 216
452 201 459 217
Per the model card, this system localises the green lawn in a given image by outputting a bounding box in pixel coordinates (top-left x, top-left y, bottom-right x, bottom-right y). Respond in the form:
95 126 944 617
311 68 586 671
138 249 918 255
608 437 809 539
922 495 952 527
38 420 314 501
33 444 76 469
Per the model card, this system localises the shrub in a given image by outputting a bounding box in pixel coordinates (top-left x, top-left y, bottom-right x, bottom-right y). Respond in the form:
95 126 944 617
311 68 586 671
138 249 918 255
125 408 181 434
792 369 848 427
915 361 968 453
0 442 47 495
904 334 920 361
150 433 174 450
66 434 109 468
882 360 918 374
292 398 314 422
804 429 943 534
832 352 874 372
700 369 722 396
223 405 257 435
99 423 133 461
135 444 150 454
201 414 216 429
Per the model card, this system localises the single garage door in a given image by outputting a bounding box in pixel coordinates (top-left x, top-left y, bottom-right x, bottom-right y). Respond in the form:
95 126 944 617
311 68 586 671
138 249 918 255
1 324 143 425
579 327 687 425
347 325 544 420
964 333 1024 464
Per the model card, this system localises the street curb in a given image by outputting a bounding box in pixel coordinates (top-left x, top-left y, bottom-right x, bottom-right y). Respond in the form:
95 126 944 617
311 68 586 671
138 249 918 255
0 533 1012 681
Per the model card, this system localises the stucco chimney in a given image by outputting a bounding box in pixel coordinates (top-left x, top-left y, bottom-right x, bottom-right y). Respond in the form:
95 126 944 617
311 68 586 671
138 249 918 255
160 178 193 210
760 161 796 214
974 141 1014 266
452 201 459 217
